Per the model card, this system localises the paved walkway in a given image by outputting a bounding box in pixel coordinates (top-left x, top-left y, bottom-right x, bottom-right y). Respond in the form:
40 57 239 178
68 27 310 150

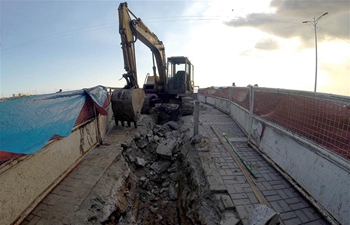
21 126 137 225
197 104 329 225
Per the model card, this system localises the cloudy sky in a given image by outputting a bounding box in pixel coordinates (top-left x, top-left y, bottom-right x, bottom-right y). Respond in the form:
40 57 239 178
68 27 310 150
1 0 349 97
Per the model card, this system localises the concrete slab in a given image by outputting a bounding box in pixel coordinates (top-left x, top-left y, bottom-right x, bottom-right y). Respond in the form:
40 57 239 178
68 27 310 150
221 195 235 210
222 216 240 225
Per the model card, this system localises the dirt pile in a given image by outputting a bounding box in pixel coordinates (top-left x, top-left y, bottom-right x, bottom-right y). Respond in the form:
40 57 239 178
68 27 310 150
114 111 221 225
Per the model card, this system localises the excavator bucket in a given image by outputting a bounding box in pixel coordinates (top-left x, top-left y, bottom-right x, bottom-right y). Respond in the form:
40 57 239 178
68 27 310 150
111 88 145 128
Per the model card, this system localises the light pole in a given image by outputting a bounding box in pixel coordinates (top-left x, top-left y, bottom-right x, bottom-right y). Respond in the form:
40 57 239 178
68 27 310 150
302 12 328 92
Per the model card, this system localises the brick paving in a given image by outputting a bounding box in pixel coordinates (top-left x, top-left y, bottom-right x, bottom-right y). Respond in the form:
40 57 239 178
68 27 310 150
198 104 330 225
21 126 136 225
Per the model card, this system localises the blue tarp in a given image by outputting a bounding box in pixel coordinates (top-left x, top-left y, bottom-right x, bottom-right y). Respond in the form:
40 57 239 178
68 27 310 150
0 86 108 154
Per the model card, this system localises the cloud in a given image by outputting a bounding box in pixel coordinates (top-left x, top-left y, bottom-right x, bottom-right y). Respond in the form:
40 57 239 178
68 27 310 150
319 60 350 95
255 38 280 50
225 0 350 46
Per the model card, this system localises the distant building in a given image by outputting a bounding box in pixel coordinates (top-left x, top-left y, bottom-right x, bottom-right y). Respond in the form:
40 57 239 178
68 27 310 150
12 93 31 98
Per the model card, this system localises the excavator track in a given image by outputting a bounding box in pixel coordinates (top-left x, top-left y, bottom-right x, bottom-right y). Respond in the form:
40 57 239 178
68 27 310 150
111 88 145 128
141 95 154 114
181 96 194 116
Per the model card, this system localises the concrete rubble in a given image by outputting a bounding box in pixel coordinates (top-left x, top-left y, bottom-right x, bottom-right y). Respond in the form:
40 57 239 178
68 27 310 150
113 107 222 225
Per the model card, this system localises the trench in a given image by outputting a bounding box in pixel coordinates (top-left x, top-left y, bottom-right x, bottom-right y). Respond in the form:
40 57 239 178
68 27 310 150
104 106 221 225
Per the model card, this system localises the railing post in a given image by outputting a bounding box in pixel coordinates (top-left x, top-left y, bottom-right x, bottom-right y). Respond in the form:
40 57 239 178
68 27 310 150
93 106 102 145
248 86 255 143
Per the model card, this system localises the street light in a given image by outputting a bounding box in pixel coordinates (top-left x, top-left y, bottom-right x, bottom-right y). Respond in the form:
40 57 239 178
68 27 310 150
302 12 328 92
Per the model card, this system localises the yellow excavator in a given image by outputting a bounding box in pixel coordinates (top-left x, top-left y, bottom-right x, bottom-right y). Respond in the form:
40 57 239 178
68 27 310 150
111 2 195 128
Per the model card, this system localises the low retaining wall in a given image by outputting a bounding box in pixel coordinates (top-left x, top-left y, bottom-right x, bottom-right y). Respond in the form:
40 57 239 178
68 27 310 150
0 105 113 225
199 93 350 225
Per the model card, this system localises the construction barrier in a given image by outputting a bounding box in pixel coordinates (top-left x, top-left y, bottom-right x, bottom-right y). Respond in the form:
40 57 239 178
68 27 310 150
199 87 350 161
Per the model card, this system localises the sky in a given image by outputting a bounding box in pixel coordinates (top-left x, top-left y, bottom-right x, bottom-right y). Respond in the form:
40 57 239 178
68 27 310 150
1 0 349 97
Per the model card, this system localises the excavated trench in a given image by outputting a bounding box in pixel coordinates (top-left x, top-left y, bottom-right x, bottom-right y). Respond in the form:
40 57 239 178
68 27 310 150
104 105 221 225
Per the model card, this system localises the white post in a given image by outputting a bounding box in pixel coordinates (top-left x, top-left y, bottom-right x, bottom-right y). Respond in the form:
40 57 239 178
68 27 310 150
248 86 254 143
193 101 200 136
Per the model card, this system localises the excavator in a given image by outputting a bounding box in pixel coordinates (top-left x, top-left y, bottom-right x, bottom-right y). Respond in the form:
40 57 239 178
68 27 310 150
111 2 195 128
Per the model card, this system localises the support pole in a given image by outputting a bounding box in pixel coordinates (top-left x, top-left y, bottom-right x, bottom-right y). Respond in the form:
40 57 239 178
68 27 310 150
248 86 254 143
193 100 200 136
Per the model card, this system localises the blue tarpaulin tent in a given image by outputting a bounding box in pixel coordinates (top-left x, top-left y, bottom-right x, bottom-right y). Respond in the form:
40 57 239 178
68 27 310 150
0 86 108 155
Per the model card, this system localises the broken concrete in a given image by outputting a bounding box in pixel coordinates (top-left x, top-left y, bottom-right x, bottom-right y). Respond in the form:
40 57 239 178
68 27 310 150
119 113 221 225
136 157 147 167
152 103 181 124
166 121 180 130
222 217 240 225
150 160 172 174
156 138 178 160
221 195 235 210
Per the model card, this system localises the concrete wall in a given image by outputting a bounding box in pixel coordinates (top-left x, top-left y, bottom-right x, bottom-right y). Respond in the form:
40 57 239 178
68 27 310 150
229 103 250 135
0 105 113 225
200 94 350 225
254 120 350 225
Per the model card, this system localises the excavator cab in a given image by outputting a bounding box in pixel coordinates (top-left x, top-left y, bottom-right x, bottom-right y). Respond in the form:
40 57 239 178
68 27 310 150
167 56 194 95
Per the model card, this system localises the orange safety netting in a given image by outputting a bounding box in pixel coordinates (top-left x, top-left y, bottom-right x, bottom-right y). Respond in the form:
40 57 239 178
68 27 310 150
199 87 350 160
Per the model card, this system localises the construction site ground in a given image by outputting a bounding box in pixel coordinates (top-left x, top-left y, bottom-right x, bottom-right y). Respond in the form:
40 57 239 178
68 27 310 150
21 103 330 225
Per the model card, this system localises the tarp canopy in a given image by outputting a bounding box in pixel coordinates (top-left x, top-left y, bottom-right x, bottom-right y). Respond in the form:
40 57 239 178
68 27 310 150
0 86 108 155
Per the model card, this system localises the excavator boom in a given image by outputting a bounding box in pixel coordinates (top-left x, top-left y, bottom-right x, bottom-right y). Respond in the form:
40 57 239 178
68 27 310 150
118 3 138 88
112 2 195 127
118 2 167 90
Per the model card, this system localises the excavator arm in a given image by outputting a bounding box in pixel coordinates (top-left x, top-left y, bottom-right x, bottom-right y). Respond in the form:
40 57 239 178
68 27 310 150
112 2 168 128
118 3 138 89
112 2 194 128
118 2 167 90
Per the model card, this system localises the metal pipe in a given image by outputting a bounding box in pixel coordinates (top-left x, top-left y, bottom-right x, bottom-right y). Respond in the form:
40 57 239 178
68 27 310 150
193 101 200 136
222 132 257 178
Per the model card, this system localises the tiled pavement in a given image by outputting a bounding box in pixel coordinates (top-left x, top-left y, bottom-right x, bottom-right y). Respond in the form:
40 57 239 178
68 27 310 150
198 104 330 225
21 126 137 225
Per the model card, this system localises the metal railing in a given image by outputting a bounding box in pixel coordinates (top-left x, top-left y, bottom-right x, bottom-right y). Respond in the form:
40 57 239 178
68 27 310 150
199 87 350 161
